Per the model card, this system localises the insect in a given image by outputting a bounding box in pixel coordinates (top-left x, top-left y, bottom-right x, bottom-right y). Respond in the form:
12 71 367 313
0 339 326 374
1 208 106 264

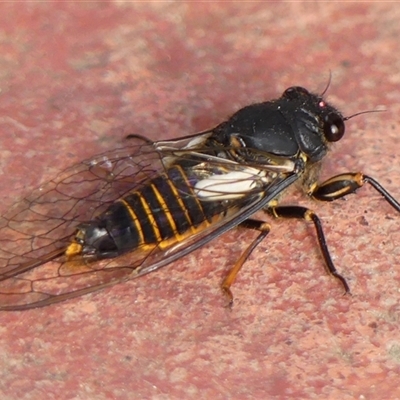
0 86 399 311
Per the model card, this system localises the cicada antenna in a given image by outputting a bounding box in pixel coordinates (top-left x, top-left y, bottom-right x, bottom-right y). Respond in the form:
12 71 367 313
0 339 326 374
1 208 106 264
320 71 332 97
344 108 386 121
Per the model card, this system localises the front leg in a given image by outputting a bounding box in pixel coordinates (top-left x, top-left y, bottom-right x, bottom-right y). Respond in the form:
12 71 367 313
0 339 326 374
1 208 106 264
309 172 400 212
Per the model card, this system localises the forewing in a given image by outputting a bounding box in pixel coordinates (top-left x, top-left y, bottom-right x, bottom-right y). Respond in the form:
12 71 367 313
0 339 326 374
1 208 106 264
0 132 299 310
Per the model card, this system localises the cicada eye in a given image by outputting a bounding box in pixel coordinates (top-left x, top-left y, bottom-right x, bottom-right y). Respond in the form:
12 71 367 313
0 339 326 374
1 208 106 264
282 86 310 100
324 113 345 142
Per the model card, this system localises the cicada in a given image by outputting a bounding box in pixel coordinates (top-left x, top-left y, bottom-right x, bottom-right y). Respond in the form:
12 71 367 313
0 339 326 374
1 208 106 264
0 86 399 310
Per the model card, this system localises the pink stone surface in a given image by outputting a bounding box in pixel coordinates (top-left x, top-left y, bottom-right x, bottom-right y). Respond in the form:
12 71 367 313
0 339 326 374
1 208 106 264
1 2 400 399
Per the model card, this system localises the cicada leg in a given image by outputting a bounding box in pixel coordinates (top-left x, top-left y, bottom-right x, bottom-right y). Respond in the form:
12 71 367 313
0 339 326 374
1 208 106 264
221 219 271 307
223 205 351 307
269 205 351 294
310 172 400 213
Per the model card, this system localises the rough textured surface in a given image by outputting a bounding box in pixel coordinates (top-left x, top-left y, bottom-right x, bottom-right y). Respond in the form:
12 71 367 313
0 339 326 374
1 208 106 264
1 2 400 399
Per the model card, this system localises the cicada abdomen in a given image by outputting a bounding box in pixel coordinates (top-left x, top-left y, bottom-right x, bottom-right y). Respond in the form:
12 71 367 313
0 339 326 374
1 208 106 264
66 159 269 264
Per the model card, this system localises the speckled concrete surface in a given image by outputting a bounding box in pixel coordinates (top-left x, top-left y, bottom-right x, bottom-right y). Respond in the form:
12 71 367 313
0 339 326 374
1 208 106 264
1 2 400 399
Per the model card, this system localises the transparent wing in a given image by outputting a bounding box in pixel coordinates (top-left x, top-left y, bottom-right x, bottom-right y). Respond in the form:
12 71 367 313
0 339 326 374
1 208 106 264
0 137 162 270
0 133 299 310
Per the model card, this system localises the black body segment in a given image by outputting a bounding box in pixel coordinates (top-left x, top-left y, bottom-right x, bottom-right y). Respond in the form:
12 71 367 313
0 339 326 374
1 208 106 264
103 199 143 251
166 165 211 227
121 194 156 244
212 102 301 157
